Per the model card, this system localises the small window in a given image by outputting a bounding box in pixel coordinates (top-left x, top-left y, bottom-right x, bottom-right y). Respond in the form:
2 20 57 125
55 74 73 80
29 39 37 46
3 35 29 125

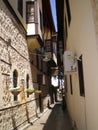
39 10 42 31
18 0 23 17
70 75 73 94
26 1 35 23
78 55 85 96
45 40 52 52
13 70 18 101
65 75 68 92
36 53 39 69
26 74 29 97
37 74 42 85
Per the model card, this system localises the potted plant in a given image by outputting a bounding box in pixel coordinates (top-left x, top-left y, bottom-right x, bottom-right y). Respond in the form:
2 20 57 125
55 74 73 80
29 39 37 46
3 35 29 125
9 87 21 96
25 88 35 95
34 90 42 94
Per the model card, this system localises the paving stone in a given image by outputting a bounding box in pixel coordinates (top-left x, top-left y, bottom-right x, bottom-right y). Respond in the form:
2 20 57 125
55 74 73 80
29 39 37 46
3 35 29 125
24 102 73 130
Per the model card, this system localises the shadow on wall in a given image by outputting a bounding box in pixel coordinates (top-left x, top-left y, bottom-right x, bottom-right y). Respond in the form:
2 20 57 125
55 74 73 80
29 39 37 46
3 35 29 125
34 84 52 115
35 93 42 116
25 103 30 123
10 107 18 130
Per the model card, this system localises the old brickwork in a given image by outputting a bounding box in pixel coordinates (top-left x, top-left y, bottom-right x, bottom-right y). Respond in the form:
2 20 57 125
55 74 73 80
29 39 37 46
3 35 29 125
0 0 53 129
0 1 39 129
0 100 37 130
0 0 33 107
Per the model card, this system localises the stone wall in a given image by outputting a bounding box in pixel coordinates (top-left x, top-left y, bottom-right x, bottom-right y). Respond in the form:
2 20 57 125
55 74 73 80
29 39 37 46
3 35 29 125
0 1 52 129
0 1 39 129
0 0 33 108
0 99 38 130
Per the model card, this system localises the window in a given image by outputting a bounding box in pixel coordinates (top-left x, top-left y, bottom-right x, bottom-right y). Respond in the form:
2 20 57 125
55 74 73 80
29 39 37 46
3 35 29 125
78 55 85 96
26 74 29 97
70 75 73 94
26 1 35 23
13 70 18 101
65 75 68 92
36 53 39 69
66 0 71 26
39 10 42 31
37 74 42 85
45 40 52 52
18 0 23 17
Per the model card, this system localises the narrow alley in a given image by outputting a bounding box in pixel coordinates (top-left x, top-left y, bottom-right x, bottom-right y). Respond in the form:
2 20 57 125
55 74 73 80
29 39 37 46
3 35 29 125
23 102 73 130
1 0 98 130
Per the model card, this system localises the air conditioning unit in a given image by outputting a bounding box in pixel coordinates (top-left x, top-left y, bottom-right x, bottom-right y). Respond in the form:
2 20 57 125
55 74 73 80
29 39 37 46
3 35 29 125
63 51 77 74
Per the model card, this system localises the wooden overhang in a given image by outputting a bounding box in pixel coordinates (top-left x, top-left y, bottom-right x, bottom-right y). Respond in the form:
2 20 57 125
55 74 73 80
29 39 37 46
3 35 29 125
56 0 64 41
42 0 56 34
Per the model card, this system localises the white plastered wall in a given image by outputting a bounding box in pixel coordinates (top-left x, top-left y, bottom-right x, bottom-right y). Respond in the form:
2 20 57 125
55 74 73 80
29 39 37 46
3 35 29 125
65 0 98 130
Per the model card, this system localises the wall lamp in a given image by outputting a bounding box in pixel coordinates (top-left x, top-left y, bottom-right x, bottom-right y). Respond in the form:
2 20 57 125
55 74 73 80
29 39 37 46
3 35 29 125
30 52 51 62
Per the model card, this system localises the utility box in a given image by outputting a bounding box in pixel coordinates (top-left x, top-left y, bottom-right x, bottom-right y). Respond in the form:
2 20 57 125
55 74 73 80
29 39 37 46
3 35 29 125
63 51 77 74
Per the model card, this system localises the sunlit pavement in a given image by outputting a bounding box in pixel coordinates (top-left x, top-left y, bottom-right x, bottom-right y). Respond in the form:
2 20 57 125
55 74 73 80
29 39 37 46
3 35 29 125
23 102 73 130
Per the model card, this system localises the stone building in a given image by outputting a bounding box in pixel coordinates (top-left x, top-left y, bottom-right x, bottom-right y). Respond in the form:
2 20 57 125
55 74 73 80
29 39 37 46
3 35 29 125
0 0 57 129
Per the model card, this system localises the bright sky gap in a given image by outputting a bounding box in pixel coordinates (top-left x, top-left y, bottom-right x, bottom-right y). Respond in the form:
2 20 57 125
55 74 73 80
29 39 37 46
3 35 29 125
50 0 58 32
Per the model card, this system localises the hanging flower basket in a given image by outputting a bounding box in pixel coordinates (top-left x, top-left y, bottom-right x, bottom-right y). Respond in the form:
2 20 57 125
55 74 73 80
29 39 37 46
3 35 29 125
25 89 35 95
34 90 42 94
9 87 21 96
